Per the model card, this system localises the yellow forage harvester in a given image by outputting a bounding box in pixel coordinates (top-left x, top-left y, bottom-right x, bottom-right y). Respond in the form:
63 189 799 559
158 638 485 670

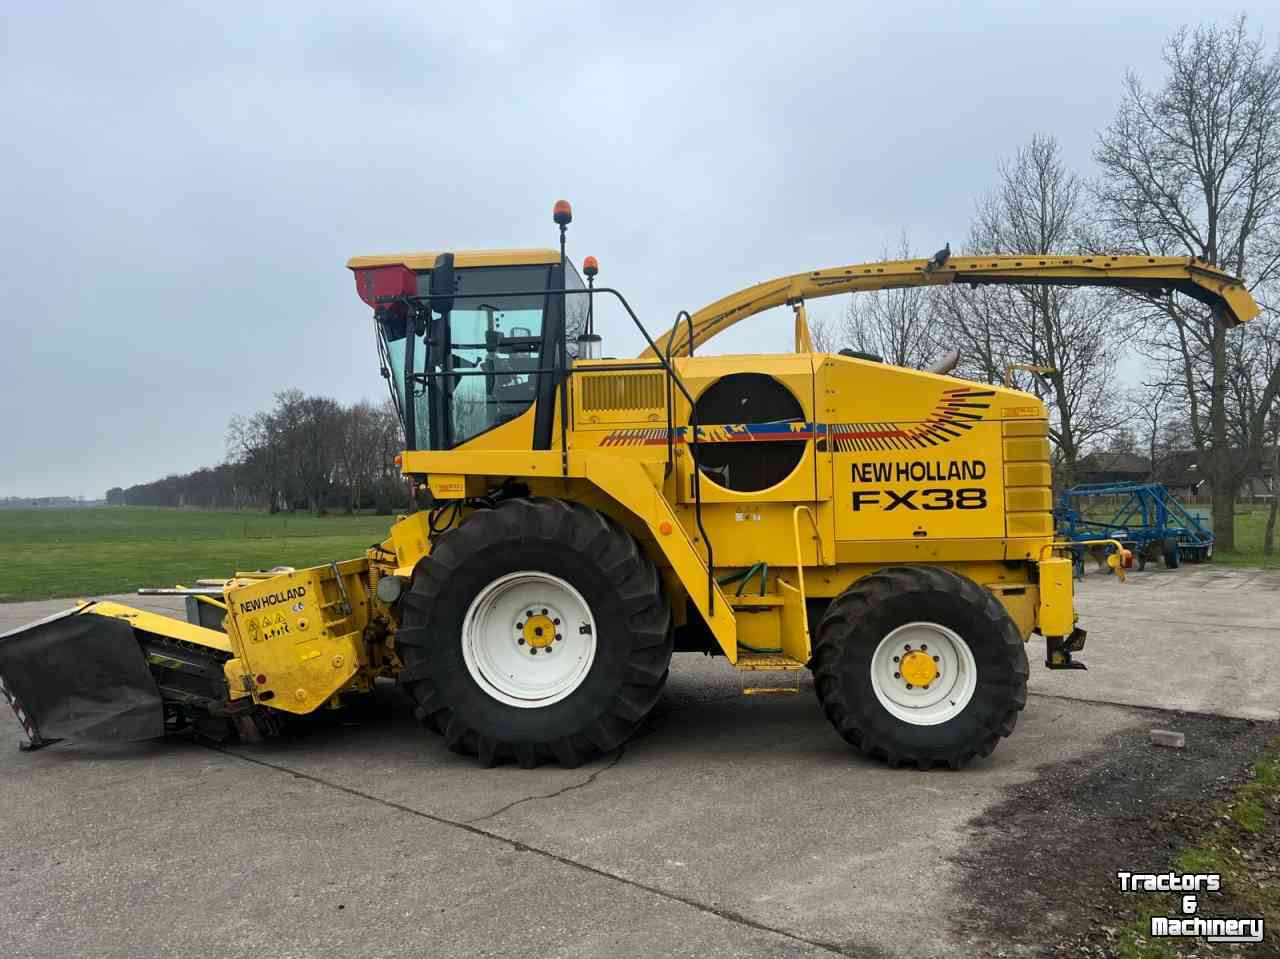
0 202 1259 769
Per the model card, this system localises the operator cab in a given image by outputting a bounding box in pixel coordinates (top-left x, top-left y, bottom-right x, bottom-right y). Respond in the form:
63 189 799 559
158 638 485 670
349 249 585 451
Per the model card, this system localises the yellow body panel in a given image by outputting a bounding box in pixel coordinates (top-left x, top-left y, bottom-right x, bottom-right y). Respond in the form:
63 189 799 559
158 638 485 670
402 448 741 661
222 560 372 714
387 512 431 568
1036 558 1075 636
401 348 1057 661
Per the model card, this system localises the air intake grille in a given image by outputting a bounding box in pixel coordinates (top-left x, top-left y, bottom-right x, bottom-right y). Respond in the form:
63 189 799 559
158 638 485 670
581 373 664 412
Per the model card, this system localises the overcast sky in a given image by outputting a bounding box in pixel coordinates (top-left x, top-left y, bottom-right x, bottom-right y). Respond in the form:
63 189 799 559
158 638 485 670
1 2 1265 498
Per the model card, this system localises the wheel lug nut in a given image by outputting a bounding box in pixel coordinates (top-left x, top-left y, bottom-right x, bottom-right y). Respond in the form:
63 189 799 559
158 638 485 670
553 618 560 625
905 683 914 690
932 655 939 661
530 649 537 656
517 638 525 645
921 644 928 651
516 622 524 629
541 608 548 615
893 655 900 662
904 644 911 651
894 672 901 679
555 634 562 641
527 611 534 617
923 684 930 690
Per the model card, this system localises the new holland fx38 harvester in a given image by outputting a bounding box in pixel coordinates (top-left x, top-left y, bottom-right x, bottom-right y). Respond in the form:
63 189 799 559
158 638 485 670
0 202 1260 769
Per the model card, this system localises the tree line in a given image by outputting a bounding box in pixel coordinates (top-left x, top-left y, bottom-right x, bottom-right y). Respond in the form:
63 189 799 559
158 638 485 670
108 392 409 514
809 16 1280 550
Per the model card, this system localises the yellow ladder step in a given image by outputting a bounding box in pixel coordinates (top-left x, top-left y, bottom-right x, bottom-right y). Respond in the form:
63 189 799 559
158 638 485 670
742 685 800 696
735 652 806 670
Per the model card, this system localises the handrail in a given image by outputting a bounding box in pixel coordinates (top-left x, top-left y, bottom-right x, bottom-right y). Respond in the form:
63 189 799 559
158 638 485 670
790 505 821 655
1040 538 1130 582
662 311 691 480
666 310 695 359
662 309 710 614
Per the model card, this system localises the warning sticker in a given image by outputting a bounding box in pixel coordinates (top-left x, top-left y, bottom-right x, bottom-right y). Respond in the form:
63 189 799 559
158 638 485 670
262 612 291 641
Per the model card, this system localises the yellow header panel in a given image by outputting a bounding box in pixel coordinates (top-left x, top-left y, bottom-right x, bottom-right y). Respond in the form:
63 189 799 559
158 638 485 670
87 600 232 654
346 249 560 271
811 358 1021 545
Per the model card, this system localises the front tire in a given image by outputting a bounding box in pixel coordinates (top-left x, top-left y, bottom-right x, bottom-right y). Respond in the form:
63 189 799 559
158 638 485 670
811 566 1028 769
396 498 672 768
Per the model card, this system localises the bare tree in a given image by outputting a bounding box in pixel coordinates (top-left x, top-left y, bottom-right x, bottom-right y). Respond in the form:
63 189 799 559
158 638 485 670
843 235 939 368
227 410 286 512
1108 426 1139 456
335 400 384 513
807 312 838 353
931 283 1012 385
1264 413 1280 555
1127 369 1179 478
936 135 1124 482
565 295 589 357
296 396 344 513
1093 17 1280 549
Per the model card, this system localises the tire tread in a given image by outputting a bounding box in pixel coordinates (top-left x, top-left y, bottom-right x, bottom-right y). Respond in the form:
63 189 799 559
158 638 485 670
811 565 1028 770
397 497 671 768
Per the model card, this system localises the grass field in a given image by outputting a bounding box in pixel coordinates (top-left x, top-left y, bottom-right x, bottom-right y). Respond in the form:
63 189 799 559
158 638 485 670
1201 504 1280 568
0 507 393 603
1 502 1277 604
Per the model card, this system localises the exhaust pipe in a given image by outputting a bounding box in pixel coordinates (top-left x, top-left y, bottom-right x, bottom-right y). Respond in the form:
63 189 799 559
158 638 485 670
925 349 961 375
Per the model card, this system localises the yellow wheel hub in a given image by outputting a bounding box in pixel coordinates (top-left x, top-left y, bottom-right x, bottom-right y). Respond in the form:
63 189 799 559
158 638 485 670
522 614 557 649
899 650 938 687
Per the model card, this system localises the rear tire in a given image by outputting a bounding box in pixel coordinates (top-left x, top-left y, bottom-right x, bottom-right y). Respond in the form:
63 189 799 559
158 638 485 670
811 566 1028 770
1162 537 1181 569
396 497 672 768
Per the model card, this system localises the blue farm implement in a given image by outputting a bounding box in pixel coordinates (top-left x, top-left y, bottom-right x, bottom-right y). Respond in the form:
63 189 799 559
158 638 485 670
1055 482 1214 574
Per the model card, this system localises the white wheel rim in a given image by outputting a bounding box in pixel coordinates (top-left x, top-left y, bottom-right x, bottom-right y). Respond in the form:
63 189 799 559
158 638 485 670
462 571 596 709
869 622 977 726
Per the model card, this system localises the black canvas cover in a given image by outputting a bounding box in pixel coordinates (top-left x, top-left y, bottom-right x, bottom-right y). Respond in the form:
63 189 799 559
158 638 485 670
0 607 164 742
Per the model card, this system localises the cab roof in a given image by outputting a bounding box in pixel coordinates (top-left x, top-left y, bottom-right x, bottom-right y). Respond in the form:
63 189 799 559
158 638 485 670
346 249 560 271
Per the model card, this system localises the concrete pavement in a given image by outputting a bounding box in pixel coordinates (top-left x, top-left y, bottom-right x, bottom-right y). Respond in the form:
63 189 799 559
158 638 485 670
1 565 1276 958
1030 563 1280 720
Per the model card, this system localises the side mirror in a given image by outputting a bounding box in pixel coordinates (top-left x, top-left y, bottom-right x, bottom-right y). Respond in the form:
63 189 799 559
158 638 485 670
430 253 456 315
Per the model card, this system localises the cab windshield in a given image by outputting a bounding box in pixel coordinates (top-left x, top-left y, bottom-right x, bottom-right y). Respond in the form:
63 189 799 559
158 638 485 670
379 263 563 450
